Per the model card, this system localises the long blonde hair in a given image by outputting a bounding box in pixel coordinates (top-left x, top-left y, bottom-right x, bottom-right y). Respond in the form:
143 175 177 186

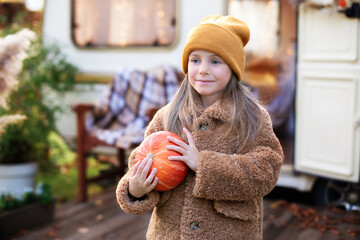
164 74 264 151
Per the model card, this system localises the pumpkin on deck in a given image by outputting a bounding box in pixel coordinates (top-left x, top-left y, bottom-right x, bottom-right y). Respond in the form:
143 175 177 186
135 131 188 191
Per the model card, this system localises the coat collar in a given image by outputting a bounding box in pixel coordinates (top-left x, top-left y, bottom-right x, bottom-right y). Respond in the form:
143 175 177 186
196 98 232 122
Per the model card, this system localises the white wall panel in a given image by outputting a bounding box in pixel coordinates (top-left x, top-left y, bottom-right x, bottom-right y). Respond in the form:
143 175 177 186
295 70 360 182
298 5 359 62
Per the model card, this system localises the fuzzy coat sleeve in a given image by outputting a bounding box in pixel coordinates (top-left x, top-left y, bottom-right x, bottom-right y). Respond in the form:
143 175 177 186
116 107 171 214
193 108 284 202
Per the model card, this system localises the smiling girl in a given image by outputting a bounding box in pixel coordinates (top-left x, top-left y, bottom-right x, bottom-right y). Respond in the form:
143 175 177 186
116 14 284 240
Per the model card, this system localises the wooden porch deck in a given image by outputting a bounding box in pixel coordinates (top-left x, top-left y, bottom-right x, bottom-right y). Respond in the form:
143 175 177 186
14 185 360 240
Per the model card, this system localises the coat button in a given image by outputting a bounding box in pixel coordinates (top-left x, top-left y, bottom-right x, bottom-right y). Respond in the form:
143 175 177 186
190 221 200 230
199 123 208 130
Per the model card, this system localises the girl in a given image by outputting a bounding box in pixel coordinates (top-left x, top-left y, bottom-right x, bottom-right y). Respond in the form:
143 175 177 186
116 15 283 240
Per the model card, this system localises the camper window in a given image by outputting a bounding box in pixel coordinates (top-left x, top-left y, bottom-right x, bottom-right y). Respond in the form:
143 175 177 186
227 0 280 58
71 0 176 48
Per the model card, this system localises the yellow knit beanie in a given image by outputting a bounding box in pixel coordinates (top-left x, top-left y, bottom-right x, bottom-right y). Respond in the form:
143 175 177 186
182 14 250 81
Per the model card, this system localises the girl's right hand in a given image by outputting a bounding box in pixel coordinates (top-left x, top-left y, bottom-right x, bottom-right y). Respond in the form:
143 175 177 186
129 157 159 198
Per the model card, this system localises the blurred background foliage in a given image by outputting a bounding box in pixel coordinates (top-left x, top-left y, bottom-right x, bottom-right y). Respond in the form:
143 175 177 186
0 1 110 202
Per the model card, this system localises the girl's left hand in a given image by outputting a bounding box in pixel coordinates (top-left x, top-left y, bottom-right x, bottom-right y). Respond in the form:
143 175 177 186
166 127 199 172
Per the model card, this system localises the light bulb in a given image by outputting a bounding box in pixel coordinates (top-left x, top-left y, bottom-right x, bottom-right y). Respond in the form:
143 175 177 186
25 0 44 12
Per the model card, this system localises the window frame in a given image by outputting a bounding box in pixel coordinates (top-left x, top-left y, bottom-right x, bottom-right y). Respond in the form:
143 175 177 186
70 0 180 50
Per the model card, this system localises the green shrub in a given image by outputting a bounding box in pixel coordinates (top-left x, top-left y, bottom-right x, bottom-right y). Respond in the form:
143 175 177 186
0 35 78 170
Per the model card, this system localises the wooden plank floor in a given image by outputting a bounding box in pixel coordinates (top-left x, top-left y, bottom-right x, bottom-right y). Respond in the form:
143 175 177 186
14 185 360 240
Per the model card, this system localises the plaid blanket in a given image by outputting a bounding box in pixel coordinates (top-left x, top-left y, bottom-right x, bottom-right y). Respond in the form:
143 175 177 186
86 65 181 148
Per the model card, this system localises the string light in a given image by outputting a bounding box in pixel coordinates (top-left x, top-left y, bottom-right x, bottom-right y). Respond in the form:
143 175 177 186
25 0 44 12
117 0 129 46
156 0 168 45
287 47 294 56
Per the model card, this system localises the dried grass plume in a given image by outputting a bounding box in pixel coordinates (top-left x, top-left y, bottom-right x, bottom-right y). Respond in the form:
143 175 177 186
0 29 35 135
0 114 27 135
0 28 36 108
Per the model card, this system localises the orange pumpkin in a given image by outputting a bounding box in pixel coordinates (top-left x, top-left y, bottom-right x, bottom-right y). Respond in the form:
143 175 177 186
135 131 188 191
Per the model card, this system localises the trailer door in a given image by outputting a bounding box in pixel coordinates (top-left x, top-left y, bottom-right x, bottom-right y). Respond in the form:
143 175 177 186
295 3 360 182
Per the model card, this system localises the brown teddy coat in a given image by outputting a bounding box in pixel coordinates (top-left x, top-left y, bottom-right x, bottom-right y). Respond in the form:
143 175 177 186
116 99 283 240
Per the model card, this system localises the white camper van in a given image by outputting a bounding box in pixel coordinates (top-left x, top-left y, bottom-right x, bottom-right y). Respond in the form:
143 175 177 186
39 0 360 209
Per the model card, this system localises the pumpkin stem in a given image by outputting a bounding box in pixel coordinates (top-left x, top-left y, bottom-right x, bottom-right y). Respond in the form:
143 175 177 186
147 152 154 159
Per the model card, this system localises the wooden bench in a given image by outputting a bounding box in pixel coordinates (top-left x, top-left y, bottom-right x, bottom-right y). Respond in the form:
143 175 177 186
72 104 160 202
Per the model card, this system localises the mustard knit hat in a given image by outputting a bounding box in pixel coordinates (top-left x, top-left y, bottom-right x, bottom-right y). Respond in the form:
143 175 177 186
182 14 250 81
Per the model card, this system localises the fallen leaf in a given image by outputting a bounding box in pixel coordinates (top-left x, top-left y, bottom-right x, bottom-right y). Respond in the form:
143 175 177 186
96 214 104 221
78 227 89 234
53 225 61 230
347 229 360 236
342 215 360 224
329 204 345 214
95 199 103 206
270 200 289 209
330 228 342 235
46 230 56 237
316 224 326 232
268 214 275 221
